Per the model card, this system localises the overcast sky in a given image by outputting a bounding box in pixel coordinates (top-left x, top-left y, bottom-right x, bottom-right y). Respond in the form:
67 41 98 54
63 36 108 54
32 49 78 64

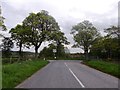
0 0 119 53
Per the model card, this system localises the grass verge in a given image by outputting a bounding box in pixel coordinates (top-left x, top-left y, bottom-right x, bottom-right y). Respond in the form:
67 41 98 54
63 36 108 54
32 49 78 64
2 59 49 88
83 60 120 79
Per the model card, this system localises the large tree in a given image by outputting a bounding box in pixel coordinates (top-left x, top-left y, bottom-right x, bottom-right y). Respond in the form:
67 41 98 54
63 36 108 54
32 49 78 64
71 20 100 59
22 10 60 57
9 24 29 57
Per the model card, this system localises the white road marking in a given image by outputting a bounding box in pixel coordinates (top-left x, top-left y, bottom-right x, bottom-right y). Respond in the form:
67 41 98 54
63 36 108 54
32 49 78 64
65 62 85 88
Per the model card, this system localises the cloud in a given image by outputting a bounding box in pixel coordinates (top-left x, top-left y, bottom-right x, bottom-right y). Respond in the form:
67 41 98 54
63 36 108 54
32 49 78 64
1 0 119 53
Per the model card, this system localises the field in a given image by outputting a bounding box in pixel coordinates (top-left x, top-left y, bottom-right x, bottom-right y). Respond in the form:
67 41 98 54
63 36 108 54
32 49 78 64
2 59 49 88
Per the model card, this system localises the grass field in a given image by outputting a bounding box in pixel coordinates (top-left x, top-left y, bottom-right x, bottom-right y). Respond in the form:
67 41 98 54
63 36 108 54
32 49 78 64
83 60 120 79
2 59 49 88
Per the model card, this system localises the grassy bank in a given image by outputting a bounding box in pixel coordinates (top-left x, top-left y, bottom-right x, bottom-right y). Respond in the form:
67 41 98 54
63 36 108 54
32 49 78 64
83 60 120 79
2 59 49 88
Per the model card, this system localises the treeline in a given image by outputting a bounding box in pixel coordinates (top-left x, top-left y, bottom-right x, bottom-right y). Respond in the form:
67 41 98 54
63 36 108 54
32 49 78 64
90 26 120 60
0 10 119 62
71 21 119 60
71 20 120 60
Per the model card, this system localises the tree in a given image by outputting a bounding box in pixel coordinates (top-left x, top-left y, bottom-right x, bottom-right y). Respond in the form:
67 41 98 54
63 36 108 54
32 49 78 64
39 43 66 59
90 37 103 59
0 6 7 37
104 26 120 60
50 31 70 57
105 25 120 45
9 24 29 57
39 44 56 59
90 36 120 60
22 10 60 57
39 30 69 59
0 16 6 31
71 20 100 59
104 26 119 38
1 37 14 58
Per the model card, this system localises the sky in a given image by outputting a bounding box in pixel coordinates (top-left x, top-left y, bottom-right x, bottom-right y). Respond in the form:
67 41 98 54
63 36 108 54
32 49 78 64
0 0 119 53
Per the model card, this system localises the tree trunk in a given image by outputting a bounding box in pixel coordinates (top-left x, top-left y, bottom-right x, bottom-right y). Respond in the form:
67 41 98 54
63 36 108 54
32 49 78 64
35 46 39 58
19 43 22 53
34 42 42 58
56 41 62 58
84 48 89 60
19 42 22 61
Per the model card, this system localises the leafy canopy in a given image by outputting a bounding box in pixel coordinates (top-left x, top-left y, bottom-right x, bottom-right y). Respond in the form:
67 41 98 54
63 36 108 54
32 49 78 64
71 20 100 50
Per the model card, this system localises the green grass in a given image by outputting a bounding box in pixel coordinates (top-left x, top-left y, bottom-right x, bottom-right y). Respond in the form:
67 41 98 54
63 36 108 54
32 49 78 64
83 60 120 79
2 59 49 88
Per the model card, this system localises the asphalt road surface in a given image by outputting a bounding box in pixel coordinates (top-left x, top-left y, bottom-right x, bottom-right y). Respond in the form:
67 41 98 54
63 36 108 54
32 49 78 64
16 60 119 88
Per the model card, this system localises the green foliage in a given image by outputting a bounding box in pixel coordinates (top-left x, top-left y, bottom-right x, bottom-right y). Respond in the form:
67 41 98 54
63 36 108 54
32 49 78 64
10 24 29 55
71 20 100 59
50 31 70 45
50 31 70 58
92 37 119 59
0 6 7 37
1 37 14 58
39 46 54 59
2 51 36 64
1 37 14 51
84 60 120 78
104 26 119 38
2 58 18 64
0 16 6 31
2 59 49 88
39 43 66 59
90 26 120 60
22 10 61 57
17 10 69 58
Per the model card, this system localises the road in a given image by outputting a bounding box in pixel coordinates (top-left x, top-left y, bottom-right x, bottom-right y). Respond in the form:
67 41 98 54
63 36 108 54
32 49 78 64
16 60 119 88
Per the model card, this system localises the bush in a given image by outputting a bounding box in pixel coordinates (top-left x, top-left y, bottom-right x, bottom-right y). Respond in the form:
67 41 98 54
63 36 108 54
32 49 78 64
2 58 18 64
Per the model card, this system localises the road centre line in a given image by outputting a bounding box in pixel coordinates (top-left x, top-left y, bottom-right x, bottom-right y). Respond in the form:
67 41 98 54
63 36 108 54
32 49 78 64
64 62 85 88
